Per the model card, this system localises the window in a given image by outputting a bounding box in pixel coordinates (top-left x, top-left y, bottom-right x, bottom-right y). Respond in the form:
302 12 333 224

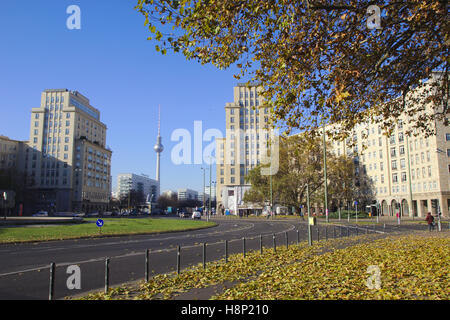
35 121 39 127
446 133 450 141
390 135 396 144
391 160 397 170
428 166 432 177
390 147 397 157
400 159 406 169
401 172 407 182
392 173 398 183
399 145 405 156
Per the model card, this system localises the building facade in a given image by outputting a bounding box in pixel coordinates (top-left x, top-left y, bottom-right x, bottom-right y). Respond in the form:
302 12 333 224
117 173 159 203
216 84 272 215
177 188 198 202
24 89 112 214
327 74 449 217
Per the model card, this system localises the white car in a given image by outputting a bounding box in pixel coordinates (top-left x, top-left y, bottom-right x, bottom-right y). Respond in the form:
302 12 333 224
192 211 202 220
32 211 48 217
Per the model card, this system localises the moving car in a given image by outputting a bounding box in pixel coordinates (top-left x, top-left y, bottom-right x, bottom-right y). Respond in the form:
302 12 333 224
192 211 202 220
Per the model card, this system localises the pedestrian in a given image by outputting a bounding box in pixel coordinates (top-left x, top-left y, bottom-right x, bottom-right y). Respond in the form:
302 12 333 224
425 212 434 231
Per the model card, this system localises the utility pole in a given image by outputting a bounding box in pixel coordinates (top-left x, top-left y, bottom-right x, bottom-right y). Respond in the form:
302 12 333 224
209 159 212 222
270 163 273 219
307 184 312 246
323 123 329 223
201 167 206 214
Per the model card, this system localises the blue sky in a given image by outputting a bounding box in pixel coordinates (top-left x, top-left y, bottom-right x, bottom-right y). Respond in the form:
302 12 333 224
0 0 240 193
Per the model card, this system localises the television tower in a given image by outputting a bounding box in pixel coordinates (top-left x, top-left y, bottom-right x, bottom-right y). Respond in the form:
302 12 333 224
153 105 164 182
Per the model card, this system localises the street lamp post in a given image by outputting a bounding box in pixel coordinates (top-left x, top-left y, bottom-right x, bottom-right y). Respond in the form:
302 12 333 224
209 159 212 222
323 123 329 223
307 184 312 246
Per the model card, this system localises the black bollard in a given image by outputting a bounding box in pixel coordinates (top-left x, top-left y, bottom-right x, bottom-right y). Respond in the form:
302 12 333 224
145 249 150 282
49 262 55 300
104 258 110 294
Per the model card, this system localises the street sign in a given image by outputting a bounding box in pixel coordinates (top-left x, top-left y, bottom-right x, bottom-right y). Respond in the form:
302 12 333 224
354 200 358 206
96 219 104 228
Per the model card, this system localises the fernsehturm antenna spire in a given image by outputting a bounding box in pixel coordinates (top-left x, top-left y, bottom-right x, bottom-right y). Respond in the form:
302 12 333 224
153 105 163 182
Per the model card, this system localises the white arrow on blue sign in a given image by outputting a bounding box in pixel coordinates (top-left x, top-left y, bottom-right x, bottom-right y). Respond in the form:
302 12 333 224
96 219 104 227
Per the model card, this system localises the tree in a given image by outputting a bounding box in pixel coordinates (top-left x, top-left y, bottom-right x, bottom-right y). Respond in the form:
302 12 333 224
119 189 145 209
136 0 448 139
157 193 178 209
244 134 356 212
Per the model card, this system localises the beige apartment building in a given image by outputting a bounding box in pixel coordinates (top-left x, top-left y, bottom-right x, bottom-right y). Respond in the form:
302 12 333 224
327 73 449 218
0 135 27 171
216 84 273 215
217 75 449 218
24 89 112 213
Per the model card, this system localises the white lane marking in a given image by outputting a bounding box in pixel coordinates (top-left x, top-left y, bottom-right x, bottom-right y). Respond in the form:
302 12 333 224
0 220 300 276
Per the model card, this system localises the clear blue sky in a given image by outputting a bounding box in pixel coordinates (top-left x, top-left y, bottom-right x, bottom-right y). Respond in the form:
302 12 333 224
0 0 240 193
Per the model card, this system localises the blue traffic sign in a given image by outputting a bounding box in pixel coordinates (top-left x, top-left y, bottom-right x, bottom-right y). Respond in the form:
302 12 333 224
96 219 104 227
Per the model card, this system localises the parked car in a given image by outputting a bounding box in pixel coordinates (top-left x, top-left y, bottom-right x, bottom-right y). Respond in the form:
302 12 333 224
192 211 202 220
32 211 48 217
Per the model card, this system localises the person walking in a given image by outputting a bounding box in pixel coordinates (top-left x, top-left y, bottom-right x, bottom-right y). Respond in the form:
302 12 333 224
425 212 434 231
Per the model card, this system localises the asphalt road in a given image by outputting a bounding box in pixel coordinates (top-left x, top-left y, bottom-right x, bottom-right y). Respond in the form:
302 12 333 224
0 216 430 300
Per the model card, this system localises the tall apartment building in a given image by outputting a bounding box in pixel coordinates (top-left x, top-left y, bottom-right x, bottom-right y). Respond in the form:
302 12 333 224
24 89 112 214
327 73 449 217
117 173 159 202
216 84 272 215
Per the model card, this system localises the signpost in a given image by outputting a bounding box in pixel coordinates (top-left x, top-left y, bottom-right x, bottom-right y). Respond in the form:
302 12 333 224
354 200 358 223
96 218 104 234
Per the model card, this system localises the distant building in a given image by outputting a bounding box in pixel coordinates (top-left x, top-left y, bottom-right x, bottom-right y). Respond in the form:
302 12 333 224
177 188 198 201
161 190 177 198
117 173 159 202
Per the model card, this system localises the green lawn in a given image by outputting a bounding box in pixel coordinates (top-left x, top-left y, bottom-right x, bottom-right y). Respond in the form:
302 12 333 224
0 218 216 243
